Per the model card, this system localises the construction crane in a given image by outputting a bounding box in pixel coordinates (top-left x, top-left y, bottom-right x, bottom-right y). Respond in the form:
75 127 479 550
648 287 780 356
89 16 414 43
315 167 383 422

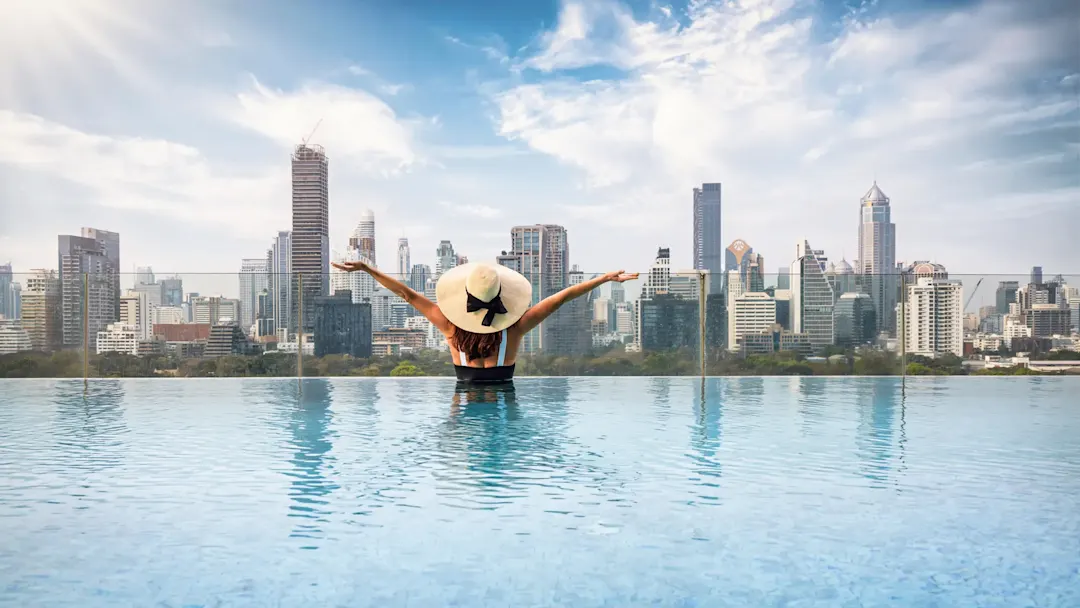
964 277 983 312
301 118 323 146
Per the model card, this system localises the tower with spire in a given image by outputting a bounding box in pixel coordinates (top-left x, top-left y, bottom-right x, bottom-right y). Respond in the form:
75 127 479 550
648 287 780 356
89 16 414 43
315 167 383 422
857 181 897 335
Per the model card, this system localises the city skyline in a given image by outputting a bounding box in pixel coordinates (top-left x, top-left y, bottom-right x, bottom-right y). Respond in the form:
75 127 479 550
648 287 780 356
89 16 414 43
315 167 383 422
1 0 1077 276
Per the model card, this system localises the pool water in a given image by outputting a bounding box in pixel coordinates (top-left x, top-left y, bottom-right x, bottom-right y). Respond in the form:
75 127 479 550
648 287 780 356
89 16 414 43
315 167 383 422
1 377 1078 607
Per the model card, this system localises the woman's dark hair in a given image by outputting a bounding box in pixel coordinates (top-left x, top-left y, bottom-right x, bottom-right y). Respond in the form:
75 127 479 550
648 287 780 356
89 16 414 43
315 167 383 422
453 326 502 362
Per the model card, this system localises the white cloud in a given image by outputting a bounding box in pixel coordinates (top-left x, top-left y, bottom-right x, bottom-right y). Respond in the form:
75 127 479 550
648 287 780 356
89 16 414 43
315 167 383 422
227 76 423 176
490 0 1080 272
0 109 282 219
438 200 501 218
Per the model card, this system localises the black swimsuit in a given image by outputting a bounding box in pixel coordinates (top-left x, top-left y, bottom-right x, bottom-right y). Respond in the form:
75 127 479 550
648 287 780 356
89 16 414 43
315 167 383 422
454 328 515 384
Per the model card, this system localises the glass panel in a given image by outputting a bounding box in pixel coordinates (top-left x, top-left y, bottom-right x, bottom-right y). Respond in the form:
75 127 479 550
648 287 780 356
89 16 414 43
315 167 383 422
2 270 1077 378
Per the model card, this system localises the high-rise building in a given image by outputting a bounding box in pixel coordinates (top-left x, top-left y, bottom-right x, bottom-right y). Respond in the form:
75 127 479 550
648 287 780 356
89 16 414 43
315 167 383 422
239 258 268 330
290 144 329 337
21 269 61 352
397 238 410 280
776 268 790 290
0 263 12 319
80 228 121 320
1030 266 1043 286
332 247 377 305
731 292 777 352
135 266 155 286
857 182 897 334
409 264 430 293
643 248 672 298
692 183 723 294
58 234 118 349
6 282 20 320
610 282 625 305
120 290 153 340
256 290 275 338
350 210 377 267
834 292 877 348
314 290 372 358
724 239 764 294
827 259 857 300
497 225 568 353
192 296 241 325
638 294 700 352
161 276 183 307
900 277 963 357
995 280 1019 315
791 239 835 353
132 280 163 309
435 240 457 277
267 231 291 338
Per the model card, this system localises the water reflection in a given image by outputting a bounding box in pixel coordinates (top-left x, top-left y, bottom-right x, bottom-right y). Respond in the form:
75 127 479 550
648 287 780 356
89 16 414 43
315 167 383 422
687 378 724 505
855 379 902 488
797 377 828 433
51 380 128 477
284 378 340 548
434 379 619 511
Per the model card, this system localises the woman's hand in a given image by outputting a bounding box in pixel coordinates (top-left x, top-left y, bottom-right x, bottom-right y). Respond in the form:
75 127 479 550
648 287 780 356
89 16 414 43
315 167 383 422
603 270 639 283
331 261 369 273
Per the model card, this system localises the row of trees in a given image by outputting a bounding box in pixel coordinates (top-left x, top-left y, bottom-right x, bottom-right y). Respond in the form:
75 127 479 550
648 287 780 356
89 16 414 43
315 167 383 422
4 347 1074 378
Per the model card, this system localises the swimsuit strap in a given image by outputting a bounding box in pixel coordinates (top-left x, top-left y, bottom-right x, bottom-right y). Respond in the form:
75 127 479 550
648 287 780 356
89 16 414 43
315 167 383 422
497 328 508 367
459 329 509 367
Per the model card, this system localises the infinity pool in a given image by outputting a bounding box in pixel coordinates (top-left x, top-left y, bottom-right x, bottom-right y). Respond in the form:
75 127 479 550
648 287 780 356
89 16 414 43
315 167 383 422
1 377 1077 606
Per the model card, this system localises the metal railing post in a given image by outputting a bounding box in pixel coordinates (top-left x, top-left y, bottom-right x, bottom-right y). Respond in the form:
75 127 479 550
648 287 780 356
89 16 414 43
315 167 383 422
83 272 89 390
900 272 907 391
698 271 707 378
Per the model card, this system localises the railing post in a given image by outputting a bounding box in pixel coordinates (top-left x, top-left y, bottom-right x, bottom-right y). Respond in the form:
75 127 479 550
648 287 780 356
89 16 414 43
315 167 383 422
900 271 907 390
83 272 89 390
698 271 707 378
297 273 303 384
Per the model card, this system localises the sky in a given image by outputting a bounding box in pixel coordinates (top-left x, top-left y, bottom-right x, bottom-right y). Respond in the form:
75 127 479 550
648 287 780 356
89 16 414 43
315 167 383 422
0 0 1077 292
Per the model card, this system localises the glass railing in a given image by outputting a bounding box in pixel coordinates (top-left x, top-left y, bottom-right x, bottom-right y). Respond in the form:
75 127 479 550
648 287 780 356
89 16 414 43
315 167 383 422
0 271 1077 378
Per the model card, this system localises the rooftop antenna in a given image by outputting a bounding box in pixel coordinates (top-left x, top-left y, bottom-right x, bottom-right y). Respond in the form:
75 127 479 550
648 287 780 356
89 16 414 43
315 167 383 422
302 118 323 146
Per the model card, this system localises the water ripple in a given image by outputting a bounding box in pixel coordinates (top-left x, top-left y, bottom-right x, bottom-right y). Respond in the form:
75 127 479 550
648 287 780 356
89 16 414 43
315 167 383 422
1 377 1078 606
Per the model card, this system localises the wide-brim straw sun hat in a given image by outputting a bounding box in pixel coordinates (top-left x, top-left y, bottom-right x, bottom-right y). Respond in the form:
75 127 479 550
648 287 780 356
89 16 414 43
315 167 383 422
435 262 533 334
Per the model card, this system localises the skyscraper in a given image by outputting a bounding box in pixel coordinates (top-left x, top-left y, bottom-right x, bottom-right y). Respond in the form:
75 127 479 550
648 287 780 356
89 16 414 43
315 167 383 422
497 224 568 353
21 269 61 352
239 258 269 330
350 210 377 266
135 266 155 286
725 239 765 294
0 263 13 319
409 264 430 293
834 292 877 348
161 276 183 307
435 240 457 277
901 278 963 357
791 239 835 353
268 231 291 338
290 144 329 336
80 227 121 320
693 183 723 294
857 182 897 334
397 238 410 280
1030 266 1043 286
58 234 118 349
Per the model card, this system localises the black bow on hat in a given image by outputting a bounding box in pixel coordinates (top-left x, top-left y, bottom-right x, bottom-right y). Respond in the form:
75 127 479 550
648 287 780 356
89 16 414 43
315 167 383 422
466 289 508 327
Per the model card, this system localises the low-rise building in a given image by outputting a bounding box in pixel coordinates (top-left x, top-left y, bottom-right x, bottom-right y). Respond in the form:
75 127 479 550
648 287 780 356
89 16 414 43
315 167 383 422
739 323 812 357
96 323 139 355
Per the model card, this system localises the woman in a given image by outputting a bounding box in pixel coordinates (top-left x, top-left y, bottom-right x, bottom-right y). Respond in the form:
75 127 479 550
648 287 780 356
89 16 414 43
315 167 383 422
331 259 638 384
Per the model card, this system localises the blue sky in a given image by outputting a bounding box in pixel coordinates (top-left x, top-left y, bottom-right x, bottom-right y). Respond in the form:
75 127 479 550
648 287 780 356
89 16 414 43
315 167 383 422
0 0 1077 290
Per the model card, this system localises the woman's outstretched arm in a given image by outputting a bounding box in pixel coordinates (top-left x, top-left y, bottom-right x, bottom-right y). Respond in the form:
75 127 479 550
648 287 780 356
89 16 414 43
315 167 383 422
516 270 638 334
331 261 453 334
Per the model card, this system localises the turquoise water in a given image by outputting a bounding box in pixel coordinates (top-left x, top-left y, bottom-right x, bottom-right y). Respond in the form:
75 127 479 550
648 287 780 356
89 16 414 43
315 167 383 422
1 377 1078 607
